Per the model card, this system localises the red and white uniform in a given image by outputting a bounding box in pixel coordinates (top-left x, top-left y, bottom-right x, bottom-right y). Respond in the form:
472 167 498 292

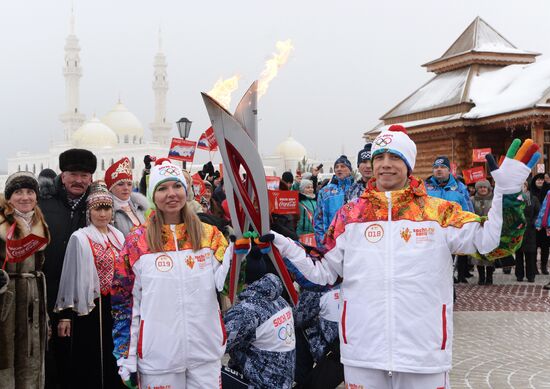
111 222 232 387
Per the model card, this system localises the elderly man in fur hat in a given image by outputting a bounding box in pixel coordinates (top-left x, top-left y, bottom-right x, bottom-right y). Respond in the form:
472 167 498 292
38 148 96 389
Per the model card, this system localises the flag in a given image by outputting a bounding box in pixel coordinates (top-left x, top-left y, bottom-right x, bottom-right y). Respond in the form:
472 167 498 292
205 126 218 151
168 138 196 163
197 132 210 151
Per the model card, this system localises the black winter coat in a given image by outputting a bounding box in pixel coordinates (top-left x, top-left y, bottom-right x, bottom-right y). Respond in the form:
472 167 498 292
520 191 540 253
38 176 89 312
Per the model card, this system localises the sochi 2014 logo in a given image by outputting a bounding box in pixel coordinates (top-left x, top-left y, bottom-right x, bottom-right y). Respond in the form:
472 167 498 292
400 227 412 243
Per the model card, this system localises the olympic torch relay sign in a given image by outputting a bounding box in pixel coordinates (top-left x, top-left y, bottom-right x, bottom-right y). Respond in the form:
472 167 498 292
269 190 299 215
462 166 486 184
472 148 492 163
168 138 197 162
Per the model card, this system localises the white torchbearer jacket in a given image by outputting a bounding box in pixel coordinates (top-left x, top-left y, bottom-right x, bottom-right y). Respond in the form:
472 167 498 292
273 176 526 374
111 222 232 375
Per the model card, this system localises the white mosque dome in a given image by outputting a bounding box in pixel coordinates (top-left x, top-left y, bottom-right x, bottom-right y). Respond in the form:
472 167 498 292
275 136 307 160
101 101 144 142
72 117 117 148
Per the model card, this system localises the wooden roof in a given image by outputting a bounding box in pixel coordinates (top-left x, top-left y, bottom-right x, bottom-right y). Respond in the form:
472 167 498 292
423 17 539 74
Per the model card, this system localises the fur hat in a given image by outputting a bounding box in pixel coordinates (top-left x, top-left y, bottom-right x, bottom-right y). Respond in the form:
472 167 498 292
433 156 451 170
147 158 188 203
334 155 352 172
357 143 372 166
371 124 417 172
105 157 133 191
86 181 113 211
59 149 97 174
4 172 39 200
38 168 57 180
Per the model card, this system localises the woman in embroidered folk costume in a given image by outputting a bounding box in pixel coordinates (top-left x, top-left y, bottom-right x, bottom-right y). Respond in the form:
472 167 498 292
105 157 149 237
111 158 233 389
0 172 50 389
54 182 126 389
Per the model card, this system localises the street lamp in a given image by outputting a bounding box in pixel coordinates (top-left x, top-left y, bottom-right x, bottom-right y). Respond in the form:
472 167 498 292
176 117 192 169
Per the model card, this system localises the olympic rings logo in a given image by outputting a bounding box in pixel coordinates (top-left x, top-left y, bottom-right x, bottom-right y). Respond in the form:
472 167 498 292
278 323 295 345
159 166 181 176
374 135 393 147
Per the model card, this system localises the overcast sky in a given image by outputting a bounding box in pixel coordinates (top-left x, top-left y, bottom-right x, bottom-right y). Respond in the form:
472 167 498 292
1 0 550 170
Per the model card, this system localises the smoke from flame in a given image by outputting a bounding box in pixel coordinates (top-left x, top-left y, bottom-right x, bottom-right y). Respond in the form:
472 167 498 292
207 75 240 109
258 39 294 98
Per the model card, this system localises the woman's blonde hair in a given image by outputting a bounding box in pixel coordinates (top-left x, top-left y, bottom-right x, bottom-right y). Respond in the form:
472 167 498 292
146 200 204 252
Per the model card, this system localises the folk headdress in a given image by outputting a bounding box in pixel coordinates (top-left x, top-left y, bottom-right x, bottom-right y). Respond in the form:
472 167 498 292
104 157 133 191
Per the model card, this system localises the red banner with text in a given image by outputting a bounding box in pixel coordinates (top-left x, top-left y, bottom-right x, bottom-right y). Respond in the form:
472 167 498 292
472 148 492 163
268 190 299 215
463 166 486 184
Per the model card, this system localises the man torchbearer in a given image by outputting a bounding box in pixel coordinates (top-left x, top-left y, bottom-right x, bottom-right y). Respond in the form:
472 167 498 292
268 125 537 389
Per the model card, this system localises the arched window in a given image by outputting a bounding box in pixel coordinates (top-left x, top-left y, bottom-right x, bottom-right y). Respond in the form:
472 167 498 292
110 158 114 165
40 163 43 171
18 165 21 172
25 164 28 171
133 135 137 144
124 135 129 144
33 164 36 174
131 157 135 169
101 159 105 170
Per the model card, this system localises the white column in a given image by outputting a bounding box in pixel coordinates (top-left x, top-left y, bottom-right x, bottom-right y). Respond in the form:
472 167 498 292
149 28 172 145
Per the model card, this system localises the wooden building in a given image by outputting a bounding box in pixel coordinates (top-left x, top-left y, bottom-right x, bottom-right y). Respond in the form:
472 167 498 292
366 17 550 178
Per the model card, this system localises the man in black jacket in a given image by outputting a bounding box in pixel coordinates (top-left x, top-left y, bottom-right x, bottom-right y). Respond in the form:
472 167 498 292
39 148 96 389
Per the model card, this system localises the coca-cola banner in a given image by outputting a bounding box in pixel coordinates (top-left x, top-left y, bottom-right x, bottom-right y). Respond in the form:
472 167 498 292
268 190 299 215
472 148 492 163
462 166 486 184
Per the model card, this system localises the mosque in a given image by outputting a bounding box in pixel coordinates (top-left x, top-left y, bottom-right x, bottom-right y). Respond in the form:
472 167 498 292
1 11 336 189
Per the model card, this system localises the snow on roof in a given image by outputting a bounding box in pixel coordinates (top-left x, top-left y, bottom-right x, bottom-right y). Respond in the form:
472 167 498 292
382 68 470 119
375 114 463 133
438 17 534 61
465 59 550 118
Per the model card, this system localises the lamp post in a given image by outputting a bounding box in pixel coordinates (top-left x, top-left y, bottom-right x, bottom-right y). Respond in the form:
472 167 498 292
176 117 192 170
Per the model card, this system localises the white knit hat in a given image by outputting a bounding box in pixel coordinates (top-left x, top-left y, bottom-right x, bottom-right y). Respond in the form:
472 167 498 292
147 158 188 203
371 124 417 172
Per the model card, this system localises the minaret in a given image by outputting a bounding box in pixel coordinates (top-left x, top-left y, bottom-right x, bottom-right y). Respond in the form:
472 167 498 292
149 28 171 145
59 7 85 142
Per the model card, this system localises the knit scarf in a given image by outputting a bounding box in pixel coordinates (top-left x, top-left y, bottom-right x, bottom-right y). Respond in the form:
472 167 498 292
13 209 34 233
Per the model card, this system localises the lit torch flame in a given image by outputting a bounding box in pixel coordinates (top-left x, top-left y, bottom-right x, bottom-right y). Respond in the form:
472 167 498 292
258 39 294 98
207 75 240 109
